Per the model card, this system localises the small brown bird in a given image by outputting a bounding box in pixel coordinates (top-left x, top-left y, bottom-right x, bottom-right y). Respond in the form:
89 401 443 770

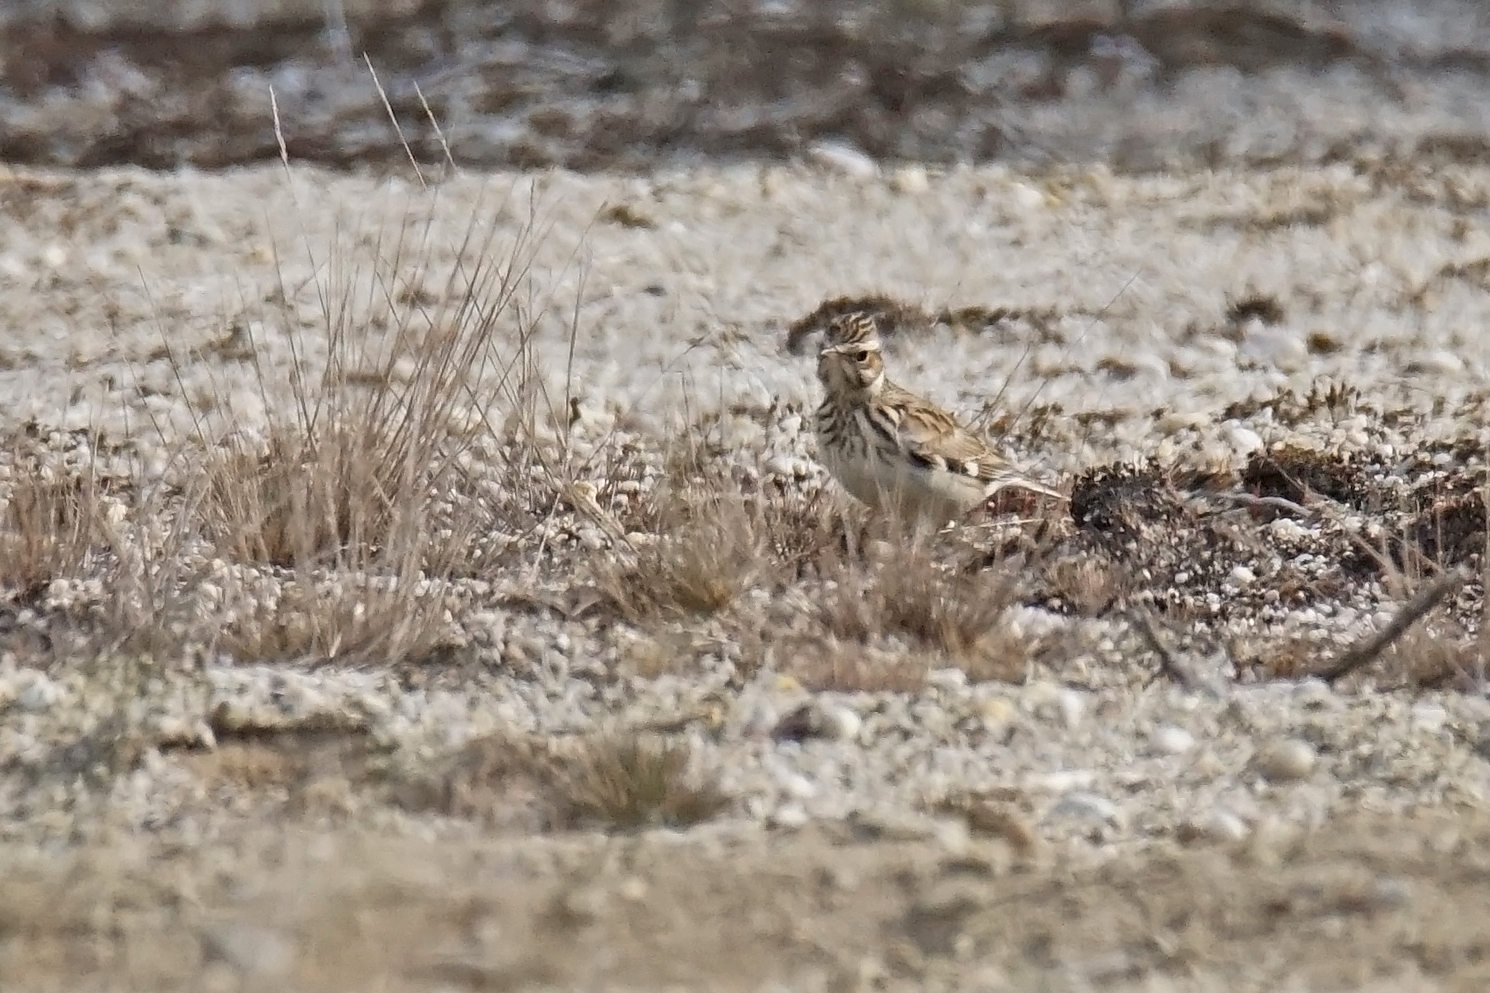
813 312 1064 525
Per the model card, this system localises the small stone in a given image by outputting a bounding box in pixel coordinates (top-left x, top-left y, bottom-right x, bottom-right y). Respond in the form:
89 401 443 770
1224 424 1264 456
1048 792 1125 831
1252 738 1316 782
1269 518 1307 540
1027 769 1095 792
960 802 1039 854
807 141 877 178
1411 350 1463 375
557 886 608 923
1157 411 1208 433
846 808 941 842
769 803 810 830
1229 565 1256 585
1008 181 1046 211
15 673 61 712
889 165 929 194
1150 725 1195 755
778 771 819 800
617 876 649 902
977 697 1014 726
772 701 861 743
199 924 293 978
820 705 863 742
1410 702 1447 732
926 667 968 692
1057 689 1086 729
1178 809 1250 844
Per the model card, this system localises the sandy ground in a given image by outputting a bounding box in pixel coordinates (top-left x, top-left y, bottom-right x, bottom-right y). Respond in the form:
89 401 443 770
7 808 1490 993
1 158 1489 991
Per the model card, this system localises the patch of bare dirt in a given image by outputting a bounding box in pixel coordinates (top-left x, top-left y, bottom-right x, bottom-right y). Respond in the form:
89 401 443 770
3 809 1490 992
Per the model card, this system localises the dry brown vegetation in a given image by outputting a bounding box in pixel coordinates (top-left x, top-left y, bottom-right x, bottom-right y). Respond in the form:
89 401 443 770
0 455 100 598
814 546 1030 681
594 492 767 622
0 186 584 672
391 730 729 833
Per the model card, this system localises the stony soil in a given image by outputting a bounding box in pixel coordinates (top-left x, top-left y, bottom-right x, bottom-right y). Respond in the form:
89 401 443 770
0 157 1488 992
8 1 1490 173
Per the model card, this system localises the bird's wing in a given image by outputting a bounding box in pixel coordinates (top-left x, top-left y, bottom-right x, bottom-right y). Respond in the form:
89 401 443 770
886 384 1065 498
882 385 1002 477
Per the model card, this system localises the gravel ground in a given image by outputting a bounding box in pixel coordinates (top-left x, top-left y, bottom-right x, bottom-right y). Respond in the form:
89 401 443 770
8 1 1490 171
1 159 1488 990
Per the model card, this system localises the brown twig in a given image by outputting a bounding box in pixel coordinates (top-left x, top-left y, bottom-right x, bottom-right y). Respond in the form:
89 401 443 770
1131 609 1197 688
1315 568 1470 684
1200 491 1315 519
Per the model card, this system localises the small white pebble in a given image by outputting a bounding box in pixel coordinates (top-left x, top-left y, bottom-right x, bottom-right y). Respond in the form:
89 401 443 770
807 141 877 178
1008 181 1046 211
778 772 818 800
1414 350 1463 374
889 165 929 194
820 704 863 742
199 924 293 978
1269 518 1307 540
1229 565 1256 585
1252 738 1316 782
1181 809 1250 844
1057 689 1086 729
1410 703 1447 732
926 667 968 692
16 673 61 712
1225 424 1264 455
769 804 810 830
1048 792 1126 831
1150 724 1196 755
1157 411 1209 433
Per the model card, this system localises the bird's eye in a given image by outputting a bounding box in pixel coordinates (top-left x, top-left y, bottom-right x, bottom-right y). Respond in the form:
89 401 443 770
852 349 870 362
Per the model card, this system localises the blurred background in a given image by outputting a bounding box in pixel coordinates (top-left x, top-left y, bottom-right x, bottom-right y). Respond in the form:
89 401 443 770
2 0 1490 171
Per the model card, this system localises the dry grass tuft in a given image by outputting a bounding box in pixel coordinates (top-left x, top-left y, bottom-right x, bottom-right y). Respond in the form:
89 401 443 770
124 182 583 666
1359 621 1482 690
549 732 729 832
388 730 729 833
200 428 387 569
815 548 1027 682
1238 633 1325 681
213 577 467 668
188 217 534 575
773 635 931 693
0 467 99 599
1039 554 1131 615
595 493 766 621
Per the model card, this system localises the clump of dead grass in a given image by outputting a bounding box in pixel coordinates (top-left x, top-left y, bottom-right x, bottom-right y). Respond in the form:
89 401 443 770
0 431 118 600
0 470 98 599
187 206 538 576
549 732 729 831
814 547 1029 683
136 179 586 666
399 730 729 833
770 635 932 693
1038 554 1131 615
1372 621 1483 690
594 492 767 622
211 577 468 668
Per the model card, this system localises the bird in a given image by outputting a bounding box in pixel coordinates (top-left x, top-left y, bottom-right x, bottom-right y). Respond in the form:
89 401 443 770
812 312 1065 526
